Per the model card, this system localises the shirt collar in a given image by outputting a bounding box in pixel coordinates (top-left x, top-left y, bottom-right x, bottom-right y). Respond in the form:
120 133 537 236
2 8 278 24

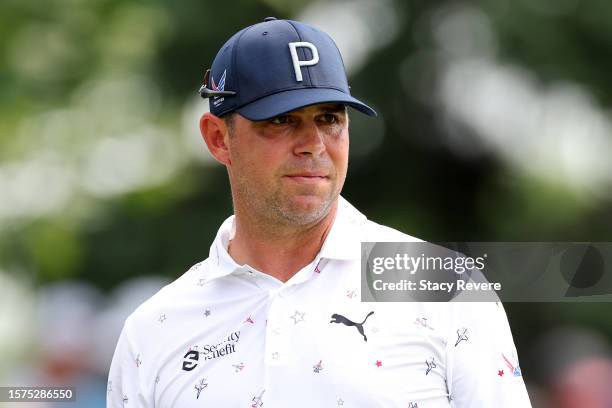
318 195 367 260
205 195 367 281
206 214 242 281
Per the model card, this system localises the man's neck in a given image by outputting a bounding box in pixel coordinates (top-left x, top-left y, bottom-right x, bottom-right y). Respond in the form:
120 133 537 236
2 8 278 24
228 201 338 283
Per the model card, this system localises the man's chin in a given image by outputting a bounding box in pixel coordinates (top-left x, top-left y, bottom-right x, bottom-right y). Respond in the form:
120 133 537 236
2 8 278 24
281 194 336 224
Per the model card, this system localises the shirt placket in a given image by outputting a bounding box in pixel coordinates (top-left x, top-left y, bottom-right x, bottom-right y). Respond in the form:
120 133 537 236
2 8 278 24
264 287 291 367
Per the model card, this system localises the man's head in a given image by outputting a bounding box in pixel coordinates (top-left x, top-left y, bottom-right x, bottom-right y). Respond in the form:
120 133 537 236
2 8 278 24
202 103 349 227
199 18 376 228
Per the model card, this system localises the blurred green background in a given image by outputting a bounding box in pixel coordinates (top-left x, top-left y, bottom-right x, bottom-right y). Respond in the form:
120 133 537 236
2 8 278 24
1 0 612 406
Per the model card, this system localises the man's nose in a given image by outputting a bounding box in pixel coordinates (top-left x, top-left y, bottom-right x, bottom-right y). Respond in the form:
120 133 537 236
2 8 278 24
293 121 325 156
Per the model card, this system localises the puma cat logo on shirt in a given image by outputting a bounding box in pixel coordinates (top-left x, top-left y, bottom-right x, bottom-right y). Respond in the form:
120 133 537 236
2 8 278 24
330 311 374 342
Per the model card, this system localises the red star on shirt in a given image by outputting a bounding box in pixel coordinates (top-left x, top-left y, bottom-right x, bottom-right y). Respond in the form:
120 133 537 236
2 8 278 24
498 370 504 377
375 360 382 367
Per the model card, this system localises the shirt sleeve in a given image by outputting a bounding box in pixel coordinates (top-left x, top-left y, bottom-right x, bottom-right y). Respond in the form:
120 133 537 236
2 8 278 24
445 301 532 407
107 320 152 408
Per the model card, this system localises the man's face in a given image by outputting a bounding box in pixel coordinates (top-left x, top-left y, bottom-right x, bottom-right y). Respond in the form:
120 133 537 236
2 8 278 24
226 103 349 227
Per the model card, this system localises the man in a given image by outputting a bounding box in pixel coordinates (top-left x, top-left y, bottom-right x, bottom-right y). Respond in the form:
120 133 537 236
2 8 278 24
107 18 532 407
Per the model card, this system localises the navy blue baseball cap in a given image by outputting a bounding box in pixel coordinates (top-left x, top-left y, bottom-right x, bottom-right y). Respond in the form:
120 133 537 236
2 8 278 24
199 17 376 120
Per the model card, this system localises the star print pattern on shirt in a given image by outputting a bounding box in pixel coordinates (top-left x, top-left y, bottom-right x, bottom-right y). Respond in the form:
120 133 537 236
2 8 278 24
194 378 208 399
135 354 142 368
196 278 206 286
415 316 434 331
204 309 211 317
289 310 305 324
498 369 504 377
501 352 522 377
337 398 344 406
111 292 519 407
455 327 469 346
158 314 166 323
425 357 436 375
251 390 265 407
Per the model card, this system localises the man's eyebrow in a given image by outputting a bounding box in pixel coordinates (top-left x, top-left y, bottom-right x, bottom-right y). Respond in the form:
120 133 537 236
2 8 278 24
320 104 347 113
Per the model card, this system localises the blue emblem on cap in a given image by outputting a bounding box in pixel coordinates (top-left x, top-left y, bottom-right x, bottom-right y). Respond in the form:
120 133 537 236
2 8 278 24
211 69 228 107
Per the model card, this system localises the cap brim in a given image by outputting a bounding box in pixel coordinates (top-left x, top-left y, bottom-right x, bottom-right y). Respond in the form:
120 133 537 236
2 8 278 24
235 88 377 121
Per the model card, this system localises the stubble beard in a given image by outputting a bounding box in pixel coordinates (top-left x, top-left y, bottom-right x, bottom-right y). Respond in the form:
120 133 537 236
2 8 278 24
233 176 339 229
267 183 337 226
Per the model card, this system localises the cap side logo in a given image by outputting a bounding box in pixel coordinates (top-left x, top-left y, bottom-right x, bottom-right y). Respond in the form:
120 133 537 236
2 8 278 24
288 42 319 82
211 69 228 107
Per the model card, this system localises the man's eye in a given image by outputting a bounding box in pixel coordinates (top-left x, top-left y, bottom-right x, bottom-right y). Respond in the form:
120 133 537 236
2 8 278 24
319 114 338 124
270 115 290 124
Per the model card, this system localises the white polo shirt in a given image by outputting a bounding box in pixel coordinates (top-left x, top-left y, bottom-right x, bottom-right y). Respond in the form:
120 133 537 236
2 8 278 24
107 197 532 407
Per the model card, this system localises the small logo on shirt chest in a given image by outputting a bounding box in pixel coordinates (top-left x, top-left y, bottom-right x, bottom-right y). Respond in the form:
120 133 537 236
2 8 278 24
182 350 199 371
330 311 374 342
181 331 241 371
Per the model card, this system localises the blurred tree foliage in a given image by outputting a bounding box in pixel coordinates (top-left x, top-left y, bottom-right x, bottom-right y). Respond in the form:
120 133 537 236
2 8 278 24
1 0 612 388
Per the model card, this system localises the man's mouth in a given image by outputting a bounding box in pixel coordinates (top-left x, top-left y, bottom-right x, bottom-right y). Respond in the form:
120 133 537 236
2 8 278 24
284 172 329 183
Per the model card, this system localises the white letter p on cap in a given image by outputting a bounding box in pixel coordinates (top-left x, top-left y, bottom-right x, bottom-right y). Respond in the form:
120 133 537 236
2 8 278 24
288 42 319 82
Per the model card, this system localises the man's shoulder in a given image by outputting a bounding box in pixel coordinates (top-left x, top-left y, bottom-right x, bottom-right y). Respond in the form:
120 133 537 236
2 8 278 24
123 259 209 329
338 197 422 243
363 217 423 243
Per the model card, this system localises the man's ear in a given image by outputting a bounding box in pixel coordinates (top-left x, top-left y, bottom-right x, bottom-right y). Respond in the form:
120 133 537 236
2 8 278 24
199 112 231 166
